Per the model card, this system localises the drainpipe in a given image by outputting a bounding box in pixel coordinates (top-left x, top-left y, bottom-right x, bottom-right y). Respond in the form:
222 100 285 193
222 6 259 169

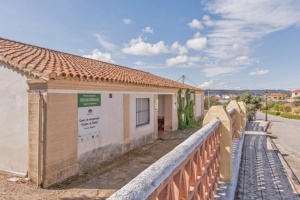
37 91 44 187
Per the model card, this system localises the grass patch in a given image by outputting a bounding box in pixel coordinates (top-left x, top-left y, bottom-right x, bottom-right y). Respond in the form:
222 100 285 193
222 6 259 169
263 110 300 120
280 113 300 120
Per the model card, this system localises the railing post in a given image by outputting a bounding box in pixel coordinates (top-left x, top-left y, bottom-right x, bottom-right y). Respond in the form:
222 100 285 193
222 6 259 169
238 101 247 130
203 106 232 182
226 100 242 138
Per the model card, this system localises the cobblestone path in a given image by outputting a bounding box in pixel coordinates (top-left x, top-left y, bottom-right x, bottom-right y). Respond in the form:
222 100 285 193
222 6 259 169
235 122 300 200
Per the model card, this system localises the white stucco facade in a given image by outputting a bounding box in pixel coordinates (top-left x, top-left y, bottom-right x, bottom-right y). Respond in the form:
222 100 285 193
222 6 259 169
129 94 154 143
158 95 165 117
196 94 202 119
0 62 29 175
78 92 124 156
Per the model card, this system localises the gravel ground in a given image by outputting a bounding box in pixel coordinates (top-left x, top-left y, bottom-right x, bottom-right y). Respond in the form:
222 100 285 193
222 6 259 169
0 127 200 200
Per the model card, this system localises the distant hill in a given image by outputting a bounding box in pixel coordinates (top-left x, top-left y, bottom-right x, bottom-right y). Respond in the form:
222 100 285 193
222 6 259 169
204 89 291 97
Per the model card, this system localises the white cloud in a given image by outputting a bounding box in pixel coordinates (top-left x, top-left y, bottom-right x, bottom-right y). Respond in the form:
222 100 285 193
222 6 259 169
83 49 115 63
196 1 300 77
202 15 214 26
122 37 168 56
188 19 203 30
166 55 200 66
133 64 167 69
203 0 300 60
202 66 245 77
135 61 146 66
123 18 132 24
142 27 154 34
94 34 116 51
232 56 252 65
234 56 249 62
249 69 269 76
170 41 188 54
186 32 207 51
200 80 233 89
200 80 214 88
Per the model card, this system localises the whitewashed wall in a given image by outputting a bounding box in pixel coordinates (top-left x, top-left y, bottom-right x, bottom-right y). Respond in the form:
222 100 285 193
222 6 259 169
0 62 29 175
129 94 154 143
158 95 164 116
78 93 124 156
196 94 202 118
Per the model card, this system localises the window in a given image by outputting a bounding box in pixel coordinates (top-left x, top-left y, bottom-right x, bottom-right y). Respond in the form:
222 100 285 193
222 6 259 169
136 98 150 126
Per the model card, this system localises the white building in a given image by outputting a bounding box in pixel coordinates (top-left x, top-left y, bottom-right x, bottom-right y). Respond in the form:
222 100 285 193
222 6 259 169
0 38 205 187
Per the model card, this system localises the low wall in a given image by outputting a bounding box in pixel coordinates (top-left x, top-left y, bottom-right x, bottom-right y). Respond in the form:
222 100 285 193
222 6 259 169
108 119 221 199
109 101 247 200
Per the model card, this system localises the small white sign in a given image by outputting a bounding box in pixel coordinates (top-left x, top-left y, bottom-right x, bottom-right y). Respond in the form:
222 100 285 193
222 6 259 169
78 94 101 143
78 107 101 143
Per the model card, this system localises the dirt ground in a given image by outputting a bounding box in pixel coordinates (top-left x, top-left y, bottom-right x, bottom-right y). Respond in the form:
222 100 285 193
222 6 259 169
0 127 200 200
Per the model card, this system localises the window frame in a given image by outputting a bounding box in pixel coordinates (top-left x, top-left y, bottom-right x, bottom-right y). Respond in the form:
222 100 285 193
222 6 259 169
136 98 150 127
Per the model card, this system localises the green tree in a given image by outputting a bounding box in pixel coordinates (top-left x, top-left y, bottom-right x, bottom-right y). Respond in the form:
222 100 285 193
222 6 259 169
185 89 195 127
246 104 257 121
177 89 197 130
236 92 263 121
204 96 222 110
177 89 186 130
235 92 262 110
292 97 300 107
273 104 280 111
267 100 275 109
283 105 292 113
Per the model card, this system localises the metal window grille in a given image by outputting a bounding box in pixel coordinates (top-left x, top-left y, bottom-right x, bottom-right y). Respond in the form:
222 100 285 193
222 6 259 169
136 98 150 126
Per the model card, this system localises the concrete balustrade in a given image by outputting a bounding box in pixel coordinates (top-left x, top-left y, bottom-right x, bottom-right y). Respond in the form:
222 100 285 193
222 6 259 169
108 100 246 200
227 108 237 140
238 101 247 130
226 100 242 139
203 106 233 182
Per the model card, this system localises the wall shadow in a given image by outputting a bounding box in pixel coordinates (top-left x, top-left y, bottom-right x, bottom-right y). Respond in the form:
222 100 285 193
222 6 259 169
235 122 300 199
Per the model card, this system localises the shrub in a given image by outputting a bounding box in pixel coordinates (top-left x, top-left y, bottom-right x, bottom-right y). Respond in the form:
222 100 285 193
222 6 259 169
283 105 292 113
262 110 280 116
280 113 300 120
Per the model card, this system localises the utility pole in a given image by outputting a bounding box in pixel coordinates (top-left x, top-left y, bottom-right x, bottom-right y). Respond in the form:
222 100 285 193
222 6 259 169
208 89 210 109
265 90 268 121
177 75 198 87
182 75 186 84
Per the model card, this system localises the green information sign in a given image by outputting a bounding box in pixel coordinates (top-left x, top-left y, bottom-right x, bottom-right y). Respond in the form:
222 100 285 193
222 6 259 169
78 94 101 107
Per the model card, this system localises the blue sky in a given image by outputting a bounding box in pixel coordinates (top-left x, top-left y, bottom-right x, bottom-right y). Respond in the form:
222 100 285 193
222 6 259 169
1 0 300 90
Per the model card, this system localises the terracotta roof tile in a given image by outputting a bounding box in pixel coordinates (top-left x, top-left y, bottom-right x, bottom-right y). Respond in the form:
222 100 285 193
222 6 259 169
292 89 300 93
267 93 285 96
0 38 203 91
0 38 202 90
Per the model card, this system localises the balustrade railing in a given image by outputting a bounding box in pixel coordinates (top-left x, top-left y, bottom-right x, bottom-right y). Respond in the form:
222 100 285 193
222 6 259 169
149 121 221 200
228 108 237 140
109 100 246 200
108 119 221 200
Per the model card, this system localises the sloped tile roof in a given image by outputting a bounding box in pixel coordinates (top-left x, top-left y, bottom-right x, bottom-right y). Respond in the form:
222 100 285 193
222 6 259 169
0 38 203 91
267 93 285 97
292 89 300 93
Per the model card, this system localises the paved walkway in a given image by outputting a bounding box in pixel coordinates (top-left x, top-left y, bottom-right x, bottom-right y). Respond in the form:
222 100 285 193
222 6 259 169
235 121 300 199
256 111 300 185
